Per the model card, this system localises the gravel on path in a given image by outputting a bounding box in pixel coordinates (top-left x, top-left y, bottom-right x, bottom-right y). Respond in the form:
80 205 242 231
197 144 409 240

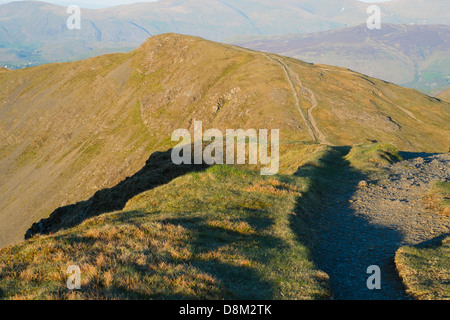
309 153 450 300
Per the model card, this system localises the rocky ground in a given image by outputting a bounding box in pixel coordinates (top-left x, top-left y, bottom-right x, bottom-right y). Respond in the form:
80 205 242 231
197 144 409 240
310 152 450 300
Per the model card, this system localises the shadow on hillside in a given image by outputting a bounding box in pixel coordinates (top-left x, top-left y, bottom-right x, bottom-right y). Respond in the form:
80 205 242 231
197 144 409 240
48 213 277 300
399 151 441 161
413 233 450 249
290 146 411 300
155 216 279 299
25 147 209 240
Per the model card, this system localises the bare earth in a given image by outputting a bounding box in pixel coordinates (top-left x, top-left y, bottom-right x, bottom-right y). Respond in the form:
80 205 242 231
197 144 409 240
310 153 450 300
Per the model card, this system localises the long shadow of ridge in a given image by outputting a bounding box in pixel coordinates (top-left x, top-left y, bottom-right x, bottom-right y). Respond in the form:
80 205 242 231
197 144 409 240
291 146 411 300
25 147 209 239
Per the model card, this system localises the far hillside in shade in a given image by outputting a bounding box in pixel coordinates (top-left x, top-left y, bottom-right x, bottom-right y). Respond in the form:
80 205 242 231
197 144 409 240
229 24 450 95
0 0 449 68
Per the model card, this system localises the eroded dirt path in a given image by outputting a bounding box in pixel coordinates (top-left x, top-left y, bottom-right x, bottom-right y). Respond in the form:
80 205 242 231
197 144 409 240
263 54 321 143
227 43 327 144
285 65 328 145
309 152 450 300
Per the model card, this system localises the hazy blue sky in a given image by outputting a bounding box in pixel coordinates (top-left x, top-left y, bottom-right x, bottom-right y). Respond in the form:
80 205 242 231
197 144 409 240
0 0 394 9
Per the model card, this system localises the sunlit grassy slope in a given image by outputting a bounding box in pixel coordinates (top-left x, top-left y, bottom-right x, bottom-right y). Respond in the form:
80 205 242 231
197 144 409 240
345 143 403 173
0 33 449 253
437 88 450 103
423 181 450 216
396 236 450 300
0 144 336 300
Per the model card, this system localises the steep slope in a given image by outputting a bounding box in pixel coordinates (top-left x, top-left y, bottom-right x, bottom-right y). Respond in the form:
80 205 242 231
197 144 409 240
229 24 450 95
0 160 334 300
1 0 449 67
0 33 449 249
437 88 450 102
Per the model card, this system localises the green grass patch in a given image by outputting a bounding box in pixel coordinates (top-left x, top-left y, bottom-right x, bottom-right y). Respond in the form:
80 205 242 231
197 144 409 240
0 162 332 300
424 181 450 216
345 143 402 171
396 236 450 300
16 144 40 168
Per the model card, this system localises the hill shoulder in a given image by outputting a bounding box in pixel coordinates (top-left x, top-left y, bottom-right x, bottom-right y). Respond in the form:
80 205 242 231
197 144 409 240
437 88 450 102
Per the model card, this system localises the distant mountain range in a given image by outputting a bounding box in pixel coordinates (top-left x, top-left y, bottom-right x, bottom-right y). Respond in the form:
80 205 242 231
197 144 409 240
0 0 449 70
229 24 450 95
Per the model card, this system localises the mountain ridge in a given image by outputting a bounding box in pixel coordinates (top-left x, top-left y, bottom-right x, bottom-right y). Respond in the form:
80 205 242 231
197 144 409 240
437 88 450 102
229 24 450 95
0 33 449 249
1 0 449 68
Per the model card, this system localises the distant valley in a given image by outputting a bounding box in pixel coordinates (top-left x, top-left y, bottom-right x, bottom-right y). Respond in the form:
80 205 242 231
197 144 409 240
230 24 450 95
0 0 449 76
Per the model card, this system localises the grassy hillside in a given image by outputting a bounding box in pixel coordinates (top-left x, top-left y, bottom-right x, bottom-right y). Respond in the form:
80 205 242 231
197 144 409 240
345 143 403 172
396 165 450 300
0 143 335 300
396 236 450 300
437 88 450 102
424 181 450 216
0 33 449 250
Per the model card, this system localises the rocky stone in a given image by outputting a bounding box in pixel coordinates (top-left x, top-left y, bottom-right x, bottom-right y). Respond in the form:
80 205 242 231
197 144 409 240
358 180 368 187
309 153 450 300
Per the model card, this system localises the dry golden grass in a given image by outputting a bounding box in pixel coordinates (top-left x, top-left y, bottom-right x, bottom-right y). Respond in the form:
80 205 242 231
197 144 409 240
345 143 403 172
0 157 335 300
396 237 450 300
246 179 303 196
423 181 450 216
437 88 450 103
1 33 449 249
395 181 449 300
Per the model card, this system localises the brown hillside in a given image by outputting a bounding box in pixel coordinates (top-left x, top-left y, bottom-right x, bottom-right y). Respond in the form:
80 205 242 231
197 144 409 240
0 33 449 248
437 88 450 102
